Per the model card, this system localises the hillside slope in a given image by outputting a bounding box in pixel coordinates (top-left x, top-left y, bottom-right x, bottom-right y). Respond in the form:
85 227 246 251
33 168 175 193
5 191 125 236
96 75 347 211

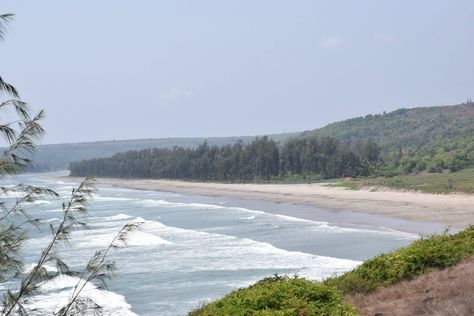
301 102 474 155
30 102 474 173
66 102 474 179
352 256 474 316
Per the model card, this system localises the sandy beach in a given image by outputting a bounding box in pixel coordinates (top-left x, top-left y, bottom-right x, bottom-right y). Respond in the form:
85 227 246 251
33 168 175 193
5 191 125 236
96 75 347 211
58 176 474 230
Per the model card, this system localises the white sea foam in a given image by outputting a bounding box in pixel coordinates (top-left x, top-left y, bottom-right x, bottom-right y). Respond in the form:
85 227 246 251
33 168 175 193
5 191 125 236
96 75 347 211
239 215 256 220
101 214 134 221
1 191 27 198
228 206 267 215
118 218 361 281
45 208 64 213
99 187 140 193
55 180 77 186
139 199 269 217
32 199 52 205
24 263 57 273
138 199 226 210
74 223 172 248
94 196 135 202
308 222 419 239
55 190 74 196
142 199 413 241
273 213 322 224
146 191 182 197
42 217 61 223
126 230 172 246
22 274 137 315
1 174 424 315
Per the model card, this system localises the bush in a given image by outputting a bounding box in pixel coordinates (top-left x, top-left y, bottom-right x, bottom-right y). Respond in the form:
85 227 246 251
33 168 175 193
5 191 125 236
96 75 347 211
399 156 417 173
428 158 445 173
189 276 356 316
446 152 469 172
190 227 474 315
325 226 474 294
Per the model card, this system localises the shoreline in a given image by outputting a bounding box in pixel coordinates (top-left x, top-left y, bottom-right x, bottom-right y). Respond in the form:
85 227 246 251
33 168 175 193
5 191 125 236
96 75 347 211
51 175 474 232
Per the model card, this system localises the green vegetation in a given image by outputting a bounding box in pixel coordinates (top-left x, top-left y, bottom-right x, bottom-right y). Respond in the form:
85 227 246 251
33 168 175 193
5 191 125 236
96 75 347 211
301 103 474 176
69 137 382 181
31 101 474 178
324 182 362 190
191 227 474 315
268 173 323 183
190 275 356 316
67 103 474 193
23 134 296 172
0 14 137 314
328 167 474 194
325 226 474 295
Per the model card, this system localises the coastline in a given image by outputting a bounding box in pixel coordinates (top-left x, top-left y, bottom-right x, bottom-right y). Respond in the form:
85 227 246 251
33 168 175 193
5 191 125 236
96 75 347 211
53 175 474 231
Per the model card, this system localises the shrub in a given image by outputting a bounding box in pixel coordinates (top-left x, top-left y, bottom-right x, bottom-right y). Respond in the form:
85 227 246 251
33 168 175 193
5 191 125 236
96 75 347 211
189 275 356 316
325 226 474 295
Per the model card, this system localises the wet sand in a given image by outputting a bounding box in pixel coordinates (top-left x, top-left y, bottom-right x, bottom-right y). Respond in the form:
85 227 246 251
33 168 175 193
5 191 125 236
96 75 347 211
57 176 474 230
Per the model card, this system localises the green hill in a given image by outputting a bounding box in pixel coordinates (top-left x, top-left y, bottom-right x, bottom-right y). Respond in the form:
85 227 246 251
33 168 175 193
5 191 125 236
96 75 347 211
299 102 474 174
27 101 474 174
302 102 474 154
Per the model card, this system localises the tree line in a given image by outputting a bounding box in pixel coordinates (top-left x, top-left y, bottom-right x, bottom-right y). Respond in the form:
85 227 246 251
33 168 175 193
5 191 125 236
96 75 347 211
69 136 382 181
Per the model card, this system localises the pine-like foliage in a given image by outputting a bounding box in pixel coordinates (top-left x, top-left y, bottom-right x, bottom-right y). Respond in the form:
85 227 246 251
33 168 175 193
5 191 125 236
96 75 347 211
70 136 382 181
0 13 141 315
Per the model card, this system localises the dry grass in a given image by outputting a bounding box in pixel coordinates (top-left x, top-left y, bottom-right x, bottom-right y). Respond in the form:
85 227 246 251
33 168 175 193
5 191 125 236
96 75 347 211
351 256 474 316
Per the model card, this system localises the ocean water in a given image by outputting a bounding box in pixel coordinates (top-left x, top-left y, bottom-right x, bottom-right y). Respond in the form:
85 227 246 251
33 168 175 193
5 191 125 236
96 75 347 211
0 174 422 315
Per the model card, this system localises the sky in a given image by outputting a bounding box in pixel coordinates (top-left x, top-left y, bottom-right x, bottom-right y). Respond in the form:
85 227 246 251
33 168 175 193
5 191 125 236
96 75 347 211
1 1 473 144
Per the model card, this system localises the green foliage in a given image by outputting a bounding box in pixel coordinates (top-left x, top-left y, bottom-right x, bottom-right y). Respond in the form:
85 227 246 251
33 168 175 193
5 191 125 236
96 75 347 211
191 227 474 315
189 275 356 316
0 14 140 314
22 137 256 172
325 182 362 190
302 104 474 157
325 226 474 295
269 173 323 183
353 167 474 194
300 103 474 174
69 137 382 181
279 138 381 179
23 100 474 176
22 133 297 172
69 103 474 181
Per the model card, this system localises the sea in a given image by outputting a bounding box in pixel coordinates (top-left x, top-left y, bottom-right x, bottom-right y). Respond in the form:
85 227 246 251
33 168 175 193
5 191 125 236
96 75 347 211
0 173 438 315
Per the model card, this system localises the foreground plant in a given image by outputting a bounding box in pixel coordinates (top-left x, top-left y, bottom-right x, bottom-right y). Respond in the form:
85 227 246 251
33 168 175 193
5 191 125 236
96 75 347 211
0 13 140 315
190 275 357 316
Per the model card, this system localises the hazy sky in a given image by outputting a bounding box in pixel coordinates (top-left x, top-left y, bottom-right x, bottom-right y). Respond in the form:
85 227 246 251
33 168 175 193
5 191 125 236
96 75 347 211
1 1 473 144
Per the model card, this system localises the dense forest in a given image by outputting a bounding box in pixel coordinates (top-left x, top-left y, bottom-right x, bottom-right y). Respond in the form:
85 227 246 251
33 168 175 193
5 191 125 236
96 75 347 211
69 102 474 181
69 136 382 181
24 102 474 176
302 101 474 175
22 133 295 172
